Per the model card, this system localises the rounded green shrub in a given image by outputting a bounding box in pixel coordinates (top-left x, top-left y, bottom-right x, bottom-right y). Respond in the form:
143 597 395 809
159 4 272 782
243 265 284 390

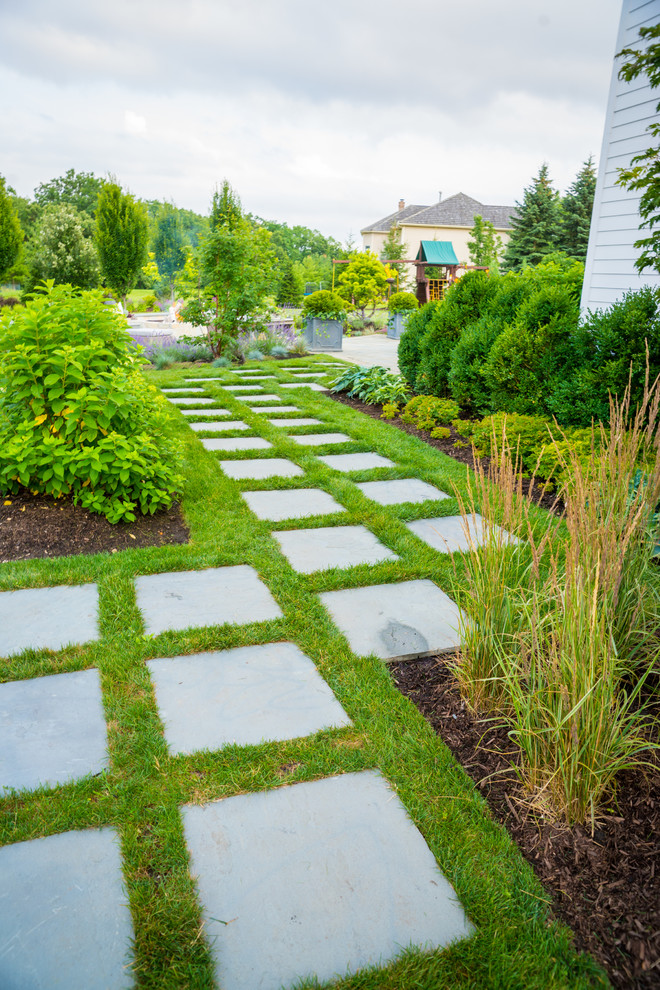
301 290 346 320
0 282 183 523
398 302 440 390
417 270 499 396
388 291 418 313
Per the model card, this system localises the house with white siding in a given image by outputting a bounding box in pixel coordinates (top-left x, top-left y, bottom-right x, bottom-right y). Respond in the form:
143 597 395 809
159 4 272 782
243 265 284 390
581 0 660 313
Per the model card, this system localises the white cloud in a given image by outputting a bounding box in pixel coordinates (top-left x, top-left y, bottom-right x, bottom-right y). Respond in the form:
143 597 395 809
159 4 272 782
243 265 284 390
124 110 146 135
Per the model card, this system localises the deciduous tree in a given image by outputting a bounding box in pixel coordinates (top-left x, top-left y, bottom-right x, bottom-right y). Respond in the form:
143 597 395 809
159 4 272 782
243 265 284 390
336 252 390 318
467 214 503 271
27 203 99 291
617 24 660 274
0 176 23 282
34 168 105 237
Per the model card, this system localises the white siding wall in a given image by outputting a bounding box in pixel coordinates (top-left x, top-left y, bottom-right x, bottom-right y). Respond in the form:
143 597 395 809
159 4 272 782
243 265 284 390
581 0 660 313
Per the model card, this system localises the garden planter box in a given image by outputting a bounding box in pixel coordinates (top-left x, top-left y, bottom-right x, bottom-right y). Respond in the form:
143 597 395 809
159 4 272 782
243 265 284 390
387 312 410 339
304 318 343 351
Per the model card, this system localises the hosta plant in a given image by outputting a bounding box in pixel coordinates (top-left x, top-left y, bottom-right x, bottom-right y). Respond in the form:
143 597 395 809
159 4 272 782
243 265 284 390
329 366 410 405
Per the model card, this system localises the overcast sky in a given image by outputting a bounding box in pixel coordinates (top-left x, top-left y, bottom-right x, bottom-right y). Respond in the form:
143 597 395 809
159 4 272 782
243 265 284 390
0 0 623 241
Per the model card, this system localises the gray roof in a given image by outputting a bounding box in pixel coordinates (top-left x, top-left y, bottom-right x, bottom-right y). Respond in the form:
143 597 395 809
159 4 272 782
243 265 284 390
362 192 516 234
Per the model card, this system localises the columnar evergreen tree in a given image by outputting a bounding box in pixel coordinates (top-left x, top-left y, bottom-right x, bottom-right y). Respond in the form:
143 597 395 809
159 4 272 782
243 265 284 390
0 177 23 281
96 181 148 308
617 24 660 274
560 157 597 262
467 214 503 271
502 164 562 272
152 203 186 298
276 256 303 306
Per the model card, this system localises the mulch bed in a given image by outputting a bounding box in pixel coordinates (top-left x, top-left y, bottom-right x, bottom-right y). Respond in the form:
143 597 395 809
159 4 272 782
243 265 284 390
392 657 660 990
0 491 189 562
328 391 562 515
328 388 659 986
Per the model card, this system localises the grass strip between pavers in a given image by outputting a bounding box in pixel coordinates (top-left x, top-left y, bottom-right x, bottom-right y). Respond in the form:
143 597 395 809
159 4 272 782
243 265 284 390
0 356 609 989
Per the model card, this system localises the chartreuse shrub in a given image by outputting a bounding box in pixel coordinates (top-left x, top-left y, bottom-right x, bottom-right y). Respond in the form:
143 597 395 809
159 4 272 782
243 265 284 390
400 395 460 431
0 282 183 522
301 289 347 321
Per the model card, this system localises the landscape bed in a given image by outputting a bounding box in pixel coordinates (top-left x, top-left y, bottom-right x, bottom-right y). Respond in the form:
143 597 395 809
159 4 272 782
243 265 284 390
2 355 657 988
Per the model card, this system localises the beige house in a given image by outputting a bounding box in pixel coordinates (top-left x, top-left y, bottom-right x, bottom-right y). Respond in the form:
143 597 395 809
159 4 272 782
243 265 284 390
361 192 516 266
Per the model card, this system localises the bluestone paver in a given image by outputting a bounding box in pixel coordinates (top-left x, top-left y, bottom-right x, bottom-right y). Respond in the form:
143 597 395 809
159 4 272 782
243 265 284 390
0 583 99 657
406 514 518 554
184 376 225 382
242 488 345 521
235 393 280 402
288 371 326 377
274 525 397 574
179 407 231 416
135 566 282 636
200 437 272 452
182 771 473 990
357 478 450 505
0 828 134 990
167 396 218 405
288 432 353 446
148 642 351 755
282 382 328 391
161 387 205 393
187 420 249 432
267 417 321 427
218 458 304 480
249 405 300 414
221 385 265 392
318 452 395 472
0 669 108 794
320 579 465 661
225 375 274 381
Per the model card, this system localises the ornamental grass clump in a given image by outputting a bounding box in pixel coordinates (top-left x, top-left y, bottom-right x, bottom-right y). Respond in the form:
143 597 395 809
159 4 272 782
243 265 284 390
455 377 660 826
0 282 184 523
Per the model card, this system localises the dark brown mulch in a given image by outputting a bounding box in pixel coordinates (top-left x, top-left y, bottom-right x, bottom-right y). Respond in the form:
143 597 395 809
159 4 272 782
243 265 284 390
0 491 189 562
392 656 660 990
328 391 562 515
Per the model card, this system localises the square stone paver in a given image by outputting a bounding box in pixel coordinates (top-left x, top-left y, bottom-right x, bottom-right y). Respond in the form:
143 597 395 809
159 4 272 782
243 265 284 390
179 407 231 416
320 579 465 661
274 525 397 574
201 437 272 452
282 382 328 391
135 566 282 636
167 396 218 405
235 393 280 402
289 432 353 446
148 642 350 755
0 828 134 989
218 458 304 480
188 420 249 432
406 514 518 554
243 488 346 521
161 387 206 393
221 385 265 392
0 583 99 657
267 418 321 427
0 669 108 794
182 770 473 990
250 405 300 414
357 478 450 505
318 452 395 472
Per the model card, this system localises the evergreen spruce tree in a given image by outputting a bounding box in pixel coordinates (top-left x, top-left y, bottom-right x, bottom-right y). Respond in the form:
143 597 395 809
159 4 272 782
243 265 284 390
276 256 303 306
96 181 148 308
560 157 597 262
502 164 562 272
0 177 23 282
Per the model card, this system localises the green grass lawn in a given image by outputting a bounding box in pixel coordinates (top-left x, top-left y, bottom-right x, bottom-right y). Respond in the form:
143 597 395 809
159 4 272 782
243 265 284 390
0 356 609 989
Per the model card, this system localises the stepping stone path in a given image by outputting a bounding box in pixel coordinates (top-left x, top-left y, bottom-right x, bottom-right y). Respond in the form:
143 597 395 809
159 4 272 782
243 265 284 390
2 365 513 988
406 513 520 554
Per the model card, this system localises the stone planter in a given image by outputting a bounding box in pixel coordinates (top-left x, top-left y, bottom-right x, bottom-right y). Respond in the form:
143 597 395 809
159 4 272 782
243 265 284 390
304 318 343 351
387 312 410 339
